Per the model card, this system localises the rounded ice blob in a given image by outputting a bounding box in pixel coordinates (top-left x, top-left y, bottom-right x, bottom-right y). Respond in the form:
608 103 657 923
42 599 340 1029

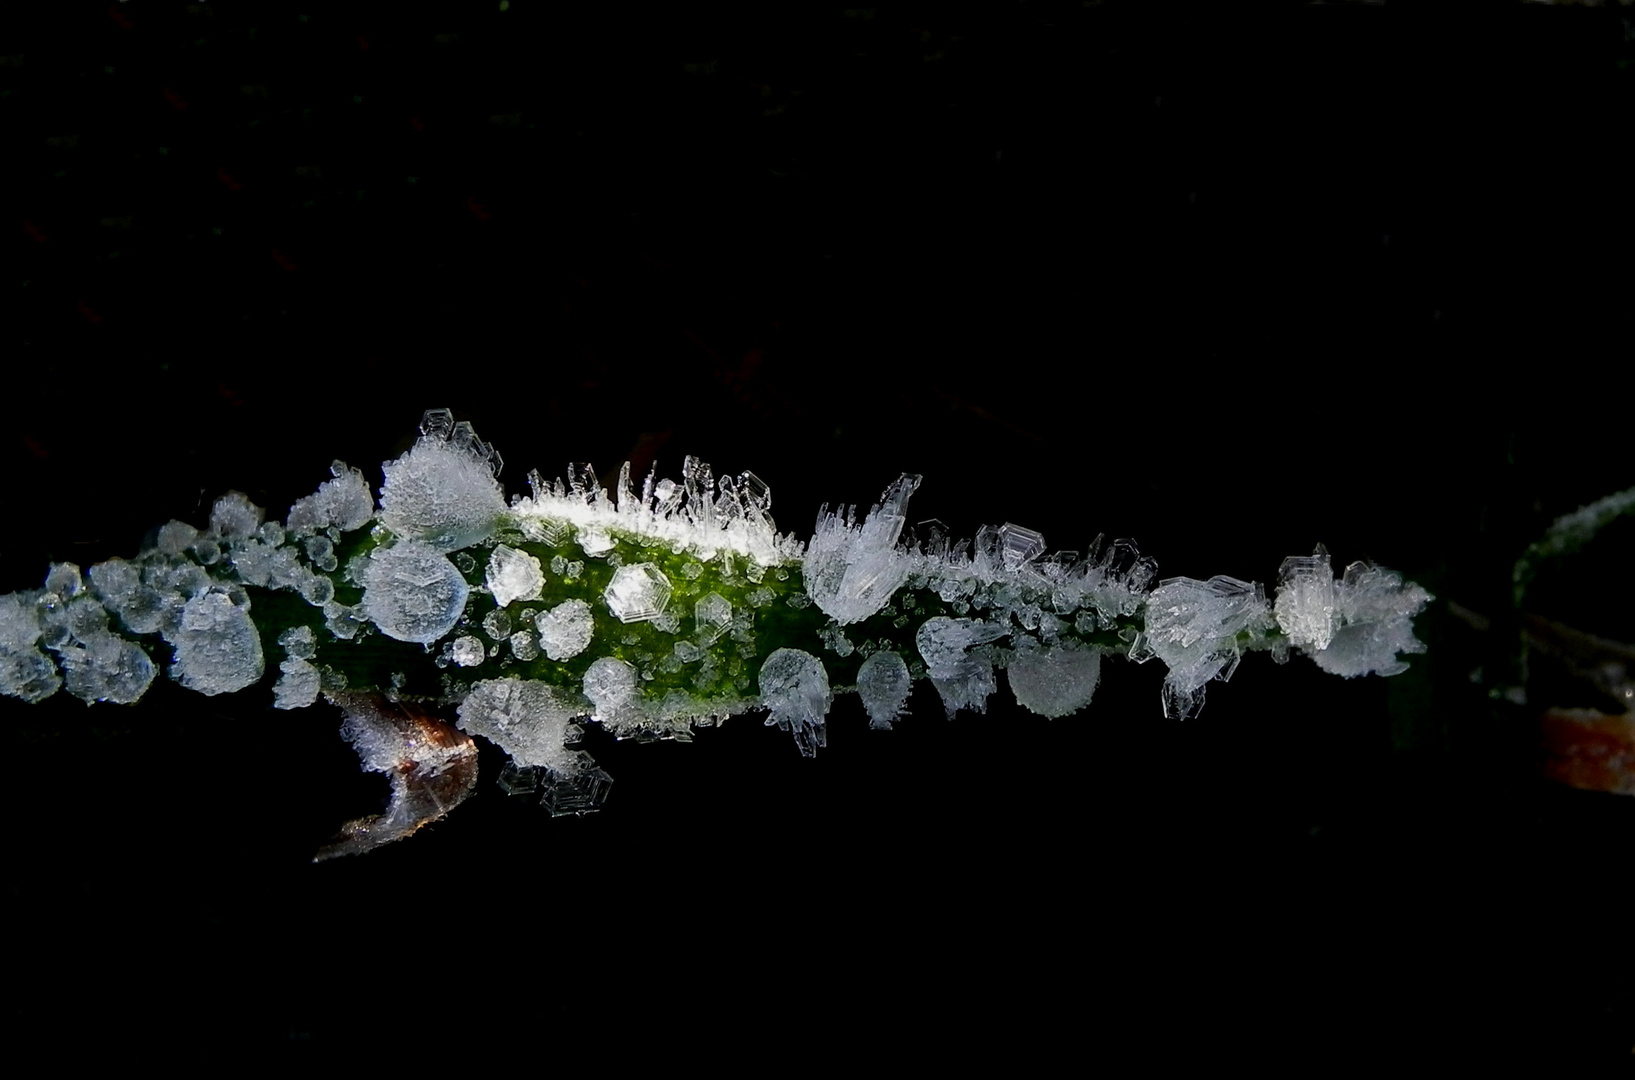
360 541 471 644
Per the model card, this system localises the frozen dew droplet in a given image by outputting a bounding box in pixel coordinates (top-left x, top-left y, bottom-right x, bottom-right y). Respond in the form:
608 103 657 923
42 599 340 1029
166 590 265 695
451 635 485 667
856 649 911 730
535 599 594 661
603 563 672 623
1007 642 1101 718
758 647 832 757
209 492 264 539
485 544 544 608
359 541 471 644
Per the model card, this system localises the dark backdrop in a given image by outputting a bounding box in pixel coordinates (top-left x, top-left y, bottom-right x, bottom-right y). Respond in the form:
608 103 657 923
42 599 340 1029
5 1 1632 1066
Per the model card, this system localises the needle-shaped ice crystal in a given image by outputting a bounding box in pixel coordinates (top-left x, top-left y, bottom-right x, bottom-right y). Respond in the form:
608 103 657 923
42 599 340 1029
804 473 921 625
1143 576 1272 719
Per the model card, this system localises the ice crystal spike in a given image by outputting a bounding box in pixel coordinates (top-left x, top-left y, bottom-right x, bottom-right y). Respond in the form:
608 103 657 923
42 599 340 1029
0 408 1436 858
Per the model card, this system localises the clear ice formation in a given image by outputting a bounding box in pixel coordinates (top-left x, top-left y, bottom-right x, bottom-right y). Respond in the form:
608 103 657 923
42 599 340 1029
0 409 1435 857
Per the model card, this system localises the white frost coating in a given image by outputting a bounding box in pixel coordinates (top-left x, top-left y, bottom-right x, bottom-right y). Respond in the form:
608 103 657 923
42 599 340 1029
604 563 672 623
167 590 265 695
358 541 471 644
1143 576 1272 719
1274 545 1337 651
1307 562 1432 679
0 593 60 703
804 473 921 625
510 456 804 569
536 599 594 661
286 461 374 535
379 435 506 552
1007 642 1101 719
582 656 638 725
856 649 911 730
486 544 544 607
457 677 587 771
916 615 1005 718
758 647 832 757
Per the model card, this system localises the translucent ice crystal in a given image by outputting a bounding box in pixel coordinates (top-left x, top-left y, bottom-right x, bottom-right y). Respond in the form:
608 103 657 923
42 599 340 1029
167 589 265 695
997 523 1046 571
758 647 832 757
694 592 732 645
358 541 471 644
804 473 921 625
1007 641 1101 719
485 544 545 608
536 599 595 661
1143 576 1273 719
1274 545 1337 652
379 427 506 552
856 649 912 730
603 563 672 624
456 677 587 772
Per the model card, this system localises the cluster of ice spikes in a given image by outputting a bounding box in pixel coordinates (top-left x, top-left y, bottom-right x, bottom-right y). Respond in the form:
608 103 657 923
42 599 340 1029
0 410 1433 857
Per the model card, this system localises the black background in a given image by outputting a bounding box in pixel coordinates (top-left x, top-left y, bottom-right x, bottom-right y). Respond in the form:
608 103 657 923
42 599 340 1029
5 1 1633 1066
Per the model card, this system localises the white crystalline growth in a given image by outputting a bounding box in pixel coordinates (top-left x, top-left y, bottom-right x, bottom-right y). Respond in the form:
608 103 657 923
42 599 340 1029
803 473 921 625
486 544 544 608
166 589 265 695
856 649 911 730
286 461 374 536
379 424 506 553
358 541 471 644
1143 576 1273 719
457 677 588 772
536 599 594 661
1007 641 1101 719
0 592 61 703
758 648 832 757
916 615 1005 718
1307 561 1433 679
